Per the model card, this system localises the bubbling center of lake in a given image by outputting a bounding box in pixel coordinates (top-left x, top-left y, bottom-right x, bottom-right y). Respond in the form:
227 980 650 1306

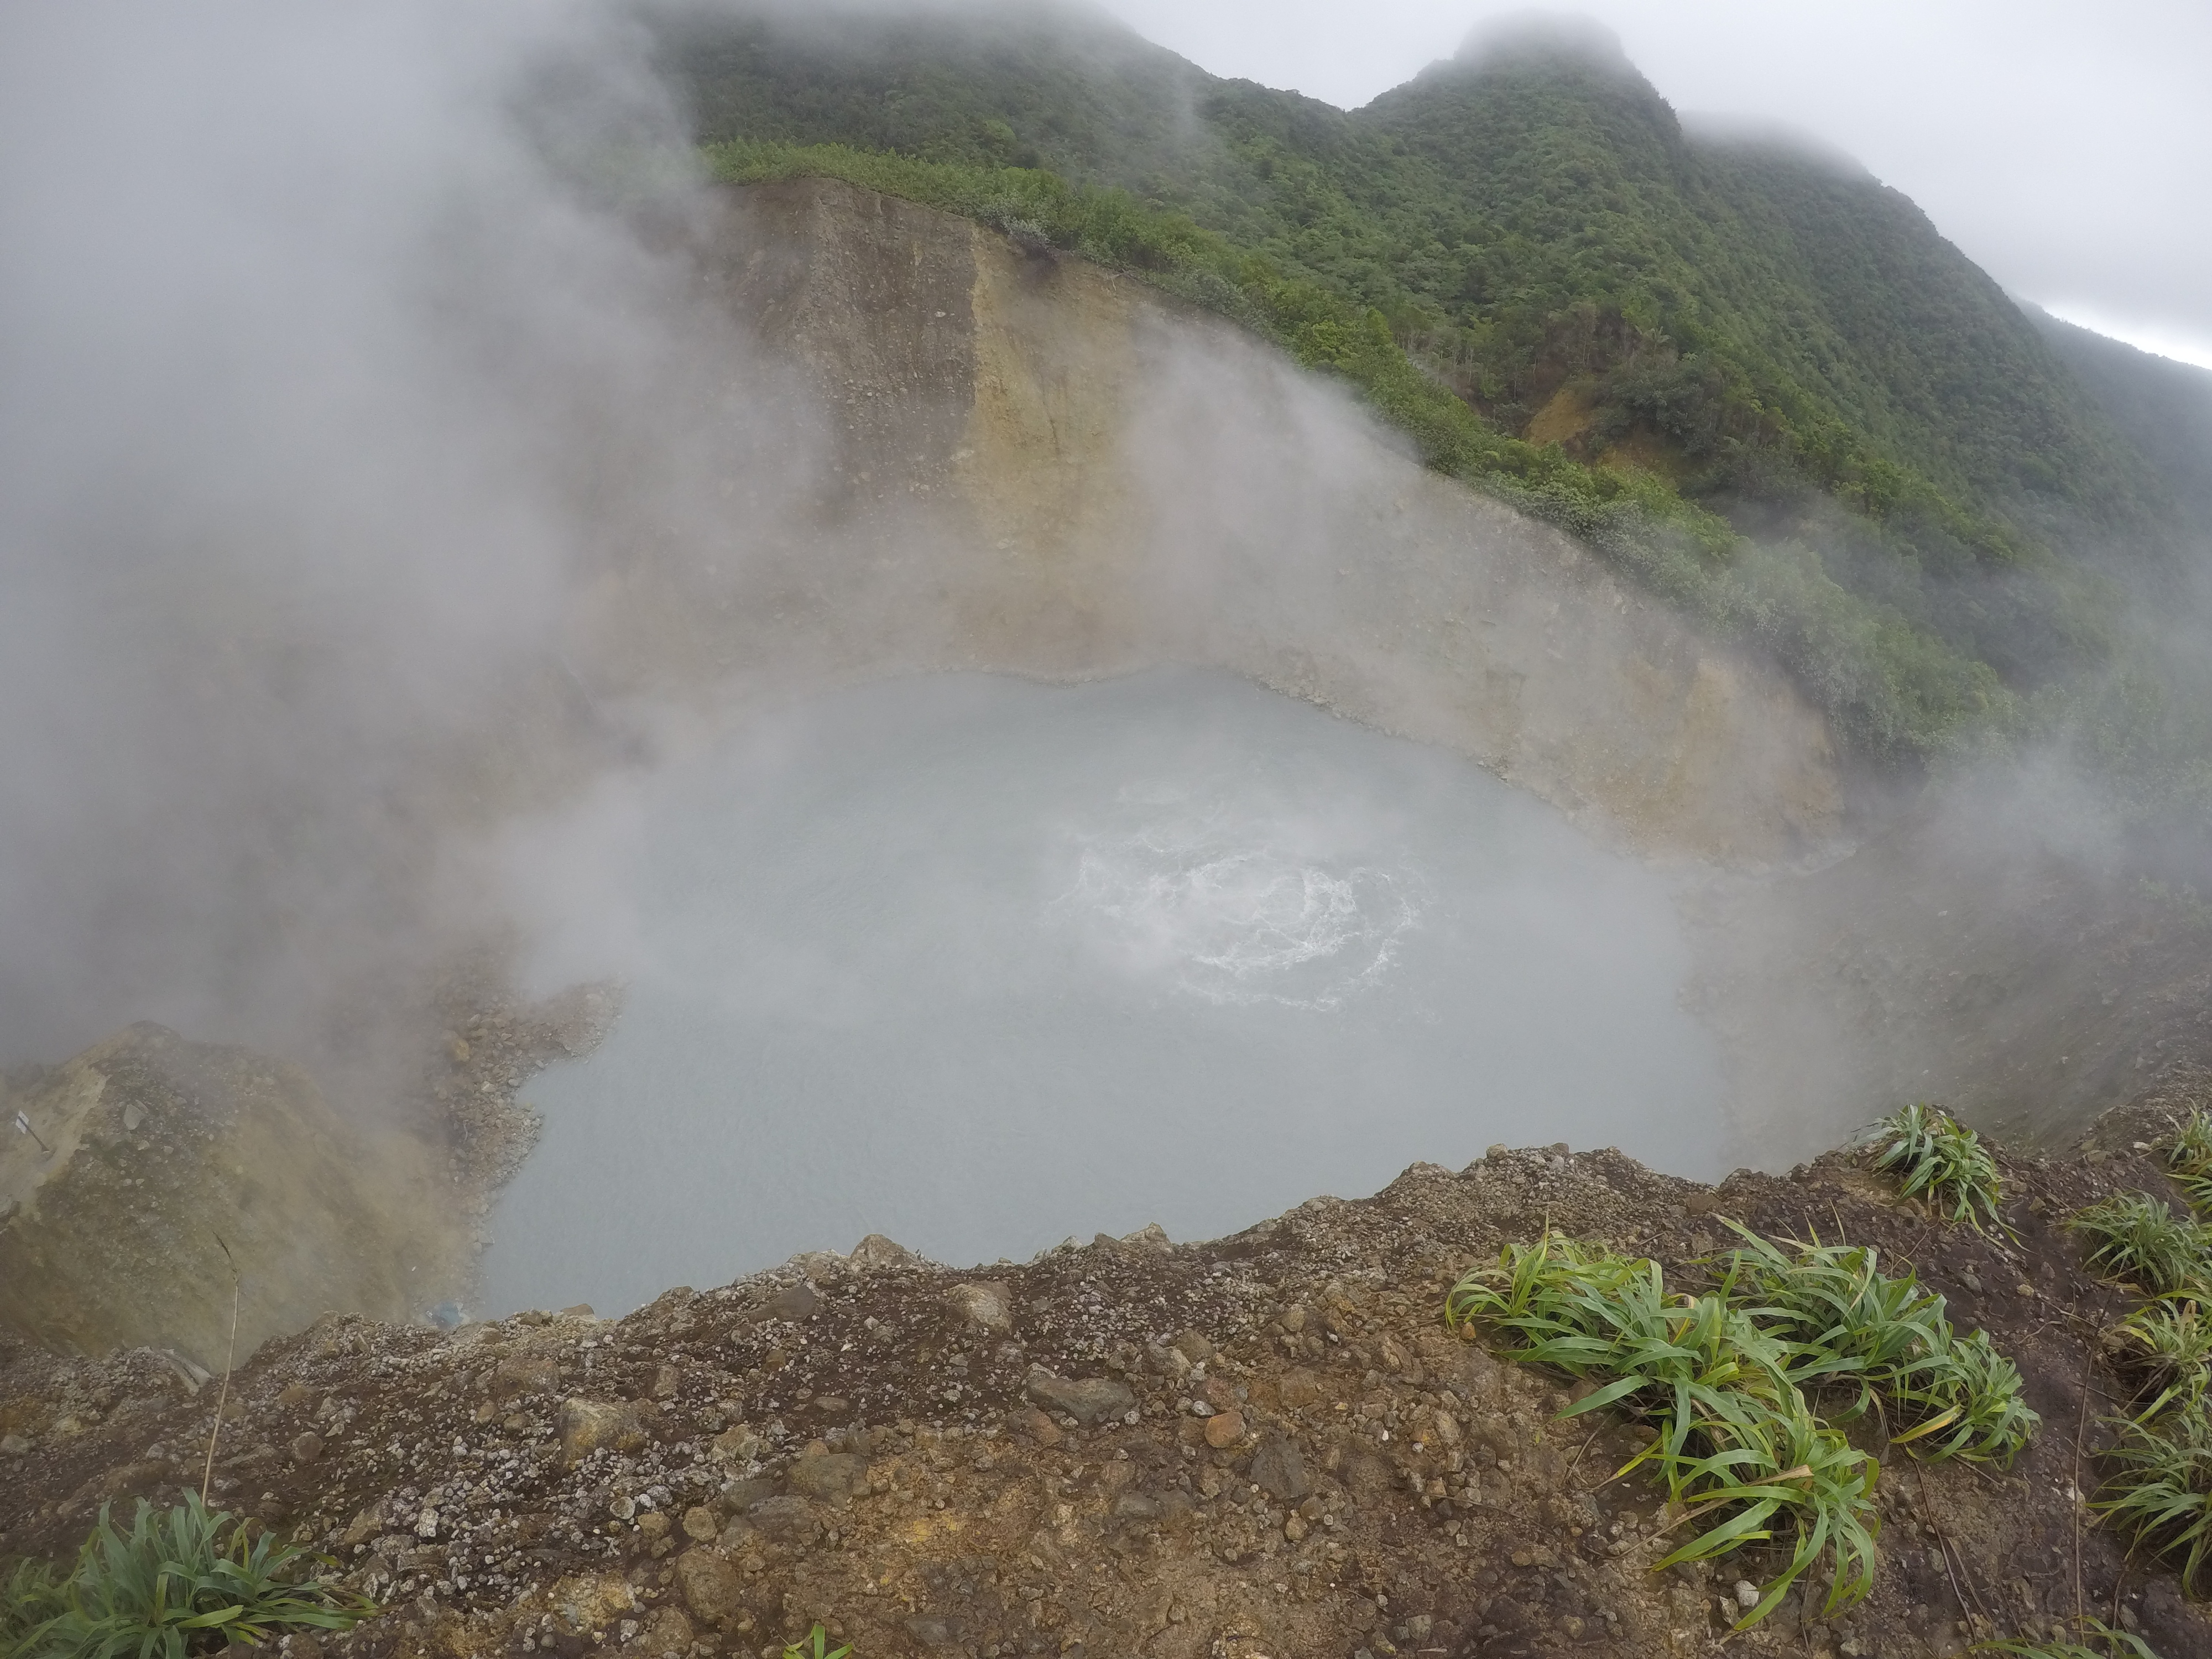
482 669 1726 1316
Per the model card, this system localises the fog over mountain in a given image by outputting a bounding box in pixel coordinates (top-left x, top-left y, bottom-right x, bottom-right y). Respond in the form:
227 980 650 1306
1105 0 2212 369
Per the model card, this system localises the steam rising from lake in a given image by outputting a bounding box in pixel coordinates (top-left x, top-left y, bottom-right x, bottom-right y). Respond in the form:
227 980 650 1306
484 670 1725 1314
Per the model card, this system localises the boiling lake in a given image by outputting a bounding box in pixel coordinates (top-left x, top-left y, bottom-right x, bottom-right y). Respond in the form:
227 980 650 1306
481 669 1726 1315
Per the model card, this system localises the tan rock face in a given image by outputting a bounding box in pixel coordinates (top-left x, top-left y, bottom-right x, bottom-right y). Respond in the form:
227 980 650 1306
0 1022 466 1369
579 176 1840 867
554 1396 654 1467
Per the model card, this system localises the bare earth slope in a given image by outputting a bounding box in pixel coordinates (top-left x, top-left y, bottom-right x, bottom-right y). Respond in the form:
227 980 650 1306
7 1103 2211 1658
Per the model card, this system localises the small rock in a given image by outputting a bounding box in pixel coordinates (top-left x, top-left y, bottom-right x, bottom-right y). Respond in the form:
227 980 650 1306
447 1034 471 1063
1204 1409 1245 1448
1959 1270 1983 1293
556 1397 653 1468
1009 1406 1062 1447
681 1505 718 1542
415 1507 440 1540
1170 1330 1215 1364
848 1234 916 1271
636 1510 671 1541
1486 1144 1509 1160
672 1548 743 1626
709 1424 761 1464
718 1477 775 1513
275 1381 315 1410
1112 1493 1160 1520
1284 1515 1308 1542
745 1496 812 1536
945 1281 1014 1333
786 1452 869 1504
490 1356 560 1401
768 1282 818 1321
1280 1305 1307 1334
289 1432 323 1464
0 1434 30 1457
637 1608 695 1657
650 1365 682 1399
1735 1580 1760 1610
1025 1366 1135 1426
1249 1434 1310 1500
1511 1547 1536 1568
1121 1222 1172 1253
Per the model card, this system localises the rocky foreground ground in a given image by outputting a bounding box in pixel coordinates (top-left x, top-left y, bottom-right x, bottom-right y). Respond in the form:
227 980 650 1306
7 1101 2212 1659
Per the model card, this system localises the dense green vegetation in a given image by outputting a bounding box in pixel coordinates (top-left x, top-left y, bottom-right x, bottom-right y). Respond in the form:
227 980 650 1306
2033 310 2212 542
666 6 2201 773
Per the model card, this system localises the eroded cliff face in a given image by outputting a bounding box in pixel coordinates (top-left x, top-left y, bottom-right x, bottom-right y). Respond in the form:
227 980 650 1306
576 177 1840 867
0 1025 470 1370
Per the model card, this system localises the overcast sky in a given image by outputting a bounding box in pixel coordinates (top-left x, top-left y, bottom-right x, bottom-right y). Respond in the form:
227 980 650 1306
1101 0 2212 371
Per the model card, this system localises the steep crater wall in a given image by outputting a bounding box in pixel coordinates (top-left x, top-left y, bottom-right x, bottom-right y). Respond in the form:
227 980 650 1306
576 178 1842 867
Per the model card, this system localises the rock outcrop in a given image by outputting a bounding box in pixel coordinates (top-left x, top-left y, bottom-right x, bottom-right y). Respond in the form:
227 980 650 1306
0 1023 468 1370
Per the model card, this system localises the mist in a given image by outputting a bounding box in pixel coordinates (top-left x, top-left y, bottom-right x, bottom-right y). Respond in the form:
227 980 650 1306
4 0 2208 1315
0 1 806 1092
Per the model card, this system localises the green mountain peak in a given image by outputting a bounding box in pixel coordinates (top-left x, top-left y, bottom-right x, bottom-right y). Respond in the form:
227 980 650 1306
1449 12 1639 77
669 2 2206 780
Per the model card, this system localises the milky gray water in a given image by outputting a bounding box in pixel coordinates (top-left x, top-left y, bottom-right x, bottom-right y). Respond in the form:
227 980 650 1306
482 669 1726 1315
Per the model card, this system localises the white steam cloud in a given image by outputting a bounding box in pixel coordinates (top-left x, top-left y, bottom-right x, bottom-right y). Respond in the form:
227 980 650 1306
0 1 795 1087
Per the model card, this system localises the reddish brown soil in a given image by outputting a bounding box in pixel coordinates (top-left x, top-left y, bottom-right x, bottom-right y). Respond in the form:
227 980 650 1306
6 1107 2212 1659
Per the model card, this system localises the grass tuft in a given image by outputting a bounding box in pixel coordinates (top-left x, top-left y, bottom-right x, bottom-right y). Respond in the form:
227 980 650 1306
2095 1397 2212 1597
1446 1232 1878 1628
1 1560 62 1657
0 1491 370 1659
782 1627 853 1659
1865 1102 2004 1230
2166 1108 2212 1214
2068 1193 2212 1298
1722 1225 2039 1464
2108 1300 2212 1420
1970 1619 2161 1657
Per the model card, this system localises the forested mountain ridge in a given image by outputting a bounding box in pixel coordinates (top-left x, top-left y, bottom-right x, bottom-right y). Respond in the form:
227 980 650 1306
654 2 2206 776
2032 308 2212 542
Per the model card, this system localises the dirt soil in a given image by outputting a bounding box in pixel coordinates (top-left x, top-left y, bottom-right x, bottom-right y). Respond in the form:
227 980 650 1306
7 1098 2212 1659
